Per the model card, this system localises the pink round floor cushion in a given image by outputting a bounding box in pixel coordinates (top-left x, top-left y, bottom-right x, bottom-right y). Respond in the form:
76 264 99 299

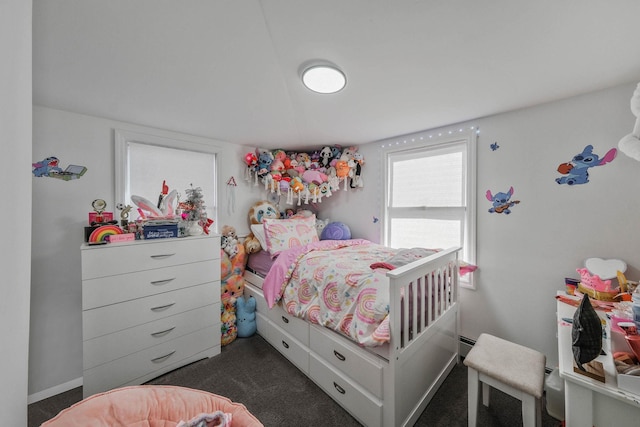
41 385 263 427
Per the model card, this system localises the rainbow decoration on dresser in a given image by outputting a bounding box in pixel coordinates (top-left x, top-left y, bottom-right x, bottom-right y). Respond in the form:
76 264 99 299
88 225 123 243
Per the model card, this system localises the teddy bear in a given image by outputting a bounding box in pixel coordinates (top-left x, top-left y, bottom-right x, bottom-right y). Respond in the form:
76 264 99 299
236 296 257 338
220 225 239 258
243 200 280 254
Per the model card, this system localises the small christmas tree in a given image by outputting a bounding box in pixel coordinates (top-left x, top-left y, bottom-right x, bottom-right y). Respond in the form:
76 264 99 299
184 184 207 226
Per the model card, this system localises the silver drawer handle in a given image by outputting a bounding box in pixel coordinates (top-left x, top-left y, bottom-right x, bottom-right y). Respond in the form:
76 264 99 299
333 350 346 362
333 382 346 394
151 350 176 363
151 326 176 337
150 253 176 259
150 278 176 286
150 302 175 311
281 316 289 324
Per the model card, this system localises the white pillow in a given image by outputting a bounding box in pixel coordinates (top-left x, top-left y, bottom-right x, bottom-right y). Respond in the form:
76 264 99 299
250 223 268 250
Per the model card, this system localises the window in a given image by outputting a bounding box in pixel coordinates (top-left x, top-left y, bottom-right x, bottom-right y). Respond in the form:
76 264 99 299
115 129 218 225
383 128 477 288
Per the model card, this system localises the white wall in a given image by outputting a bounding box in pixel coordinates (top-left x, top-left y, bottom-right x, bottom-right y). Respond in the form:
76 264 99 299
326 82 640 368
31 82 640 398
30 106 255 398
1 0 32 423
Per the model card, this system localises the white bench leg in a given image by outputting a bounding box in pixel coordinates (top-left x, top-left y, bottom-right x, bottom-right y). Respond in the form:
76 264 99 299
467 367 480 427
521 394 540 427
482 382 490 407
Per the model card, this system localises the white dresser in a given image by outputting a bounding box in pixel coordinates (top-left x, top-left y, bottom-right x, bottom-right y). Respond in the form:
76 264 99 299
81 235 221 397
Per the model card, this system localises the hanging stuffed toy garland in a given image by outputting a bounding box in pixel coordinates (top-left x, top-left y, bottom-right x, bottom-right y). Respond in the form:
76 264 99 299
243 145 364 205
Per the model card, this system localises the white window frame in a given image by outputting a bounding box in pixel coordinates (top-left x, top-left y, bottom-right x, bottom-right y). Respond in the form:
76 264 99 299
382 127 477 289
114 129 219 227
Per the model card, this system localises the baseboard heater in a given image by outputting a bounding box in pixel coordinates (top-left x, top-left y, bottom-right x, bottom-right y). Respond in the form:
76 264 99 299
459 336 552 374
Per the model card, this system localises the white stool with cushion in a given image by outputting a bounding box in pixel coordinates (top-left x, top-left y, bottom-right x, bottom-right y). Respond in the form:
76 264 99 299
464 333 546 427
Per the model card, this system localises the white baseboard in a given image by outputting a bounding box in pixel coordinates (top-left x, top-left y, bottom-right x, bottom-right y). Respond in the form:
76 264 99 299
459 335 474 358
28 377 82 405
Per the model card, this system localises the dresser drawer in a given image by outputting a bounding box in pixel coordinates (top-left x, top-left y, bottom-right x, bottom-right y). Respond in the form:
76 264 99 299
83 326 218 397
309 354 382 427
83 282 217 339
268 324 309 374
83 260 220 309
81 236 220 279
83 304 218 370
265 304 309 346
310 325 383 398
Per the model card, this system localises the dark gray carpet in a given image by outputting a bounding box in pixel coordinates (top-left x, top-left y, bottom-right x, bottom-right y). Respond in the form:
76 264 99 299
29 334 562 426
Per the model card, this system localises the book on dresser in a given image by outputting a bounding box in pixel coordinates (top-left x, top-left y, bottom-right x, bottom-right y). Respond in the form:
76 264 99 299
80 234 221 397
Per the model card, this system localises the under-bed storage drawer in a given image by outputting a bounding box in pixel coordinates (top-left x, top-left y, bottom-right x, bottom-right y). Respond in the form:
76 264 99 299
310 325 384 398
265 306 309 346
244 282 309 346
309 353 382 427
267 322 310 374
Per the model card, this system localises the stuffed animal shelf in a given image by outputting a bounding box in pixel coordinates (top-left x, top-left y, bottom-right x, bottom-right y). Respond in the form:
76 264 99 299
220 225 247 346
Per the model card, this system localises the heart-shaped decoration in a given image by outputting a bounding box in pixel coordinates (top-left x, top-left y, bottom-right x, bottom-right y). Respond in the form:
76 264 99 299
585 258 627 280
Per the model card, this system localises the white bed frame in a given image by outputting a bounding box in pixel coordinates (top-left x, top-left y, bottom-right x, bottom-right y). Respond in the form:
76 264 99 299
243 246 461 427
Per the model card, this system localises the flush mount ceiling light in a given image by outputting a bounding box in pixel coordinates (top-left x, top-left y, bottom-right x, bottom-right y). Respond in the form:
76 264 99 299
301 64 346 94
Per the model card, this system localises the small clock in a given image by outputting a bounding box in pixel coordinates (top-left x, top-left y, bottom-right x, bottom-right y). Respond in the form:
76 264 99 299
92 199 106 213
91 199 106 223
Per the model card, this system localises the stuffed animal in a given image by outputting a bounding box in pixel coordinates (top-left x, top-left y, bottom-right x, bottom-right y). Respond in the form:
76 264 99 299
221 224 237 241
316 217 330 236
221 225 239 257
257 150 274 178
220 302 237 346
320 221 351 240
220 240 247 346
221 236 238 258
319 146 333 168
243 200 280 254
236 296 257 338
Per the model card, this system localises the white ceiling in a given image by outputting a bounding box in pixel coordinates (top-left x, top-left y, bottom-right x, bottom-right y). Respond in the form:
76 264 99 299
33 1 640 149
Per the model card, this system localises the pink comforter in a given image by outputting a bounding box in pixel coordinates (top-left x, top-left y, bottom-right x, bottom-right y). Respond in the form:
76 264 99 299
263 239 398 346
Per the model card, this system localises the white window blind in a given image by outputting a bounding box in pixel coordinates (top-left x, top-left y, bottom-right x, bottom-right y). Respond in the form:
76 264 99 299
115 130 218 224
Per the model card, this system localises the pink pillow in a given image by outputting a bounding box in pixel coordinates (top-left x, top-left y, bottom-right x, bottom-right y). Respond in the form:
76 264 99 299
263 215 319 257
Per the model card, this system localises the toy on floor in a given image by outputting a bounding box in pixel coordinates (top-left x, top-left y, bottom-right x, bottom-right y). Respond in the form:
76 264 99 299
236 296 257 338
220 228 247 346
